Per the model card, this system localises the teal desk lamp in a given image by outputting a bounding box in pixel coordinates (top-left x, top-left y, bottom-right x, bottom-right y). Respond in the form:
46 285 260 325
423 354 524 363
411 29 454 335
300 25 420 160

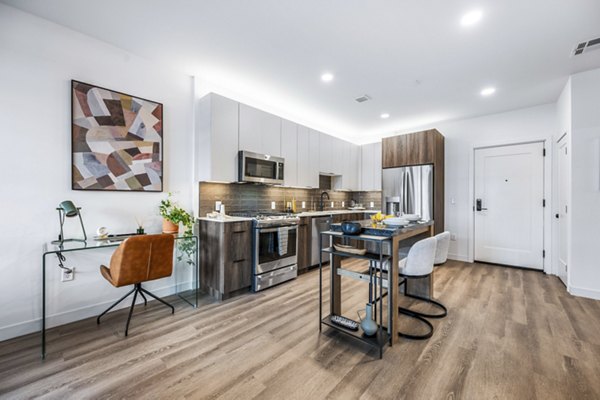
52 200 87 244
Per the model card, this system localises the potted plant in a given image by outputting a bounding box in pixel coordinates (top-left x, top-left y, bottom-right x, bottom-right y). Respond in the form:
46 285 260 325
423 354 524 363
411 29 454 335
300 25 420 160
159 193 193 236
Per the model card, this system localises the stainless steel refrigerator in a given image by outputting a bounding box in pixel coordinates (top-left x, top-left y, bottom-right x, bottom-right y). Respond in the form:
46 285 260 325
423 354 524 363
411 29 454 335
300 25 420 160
382 165 433 221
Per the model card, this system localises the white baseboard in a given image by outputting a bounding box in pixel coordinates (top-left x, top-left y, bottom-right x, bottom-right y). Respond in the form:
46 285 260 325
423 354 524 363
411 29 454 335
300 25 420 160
0 281 193 342
447 253 471 263
568 285 600 300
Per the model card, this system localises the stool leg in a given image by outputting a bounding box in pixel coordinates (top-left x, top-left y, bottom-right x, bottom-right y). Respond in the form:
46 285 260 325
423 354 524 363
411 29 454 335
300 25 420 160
139 291 148 306
404 293 447 319
140 287 175 314
397 307 434 340
97 286 136 325
124 286 139 336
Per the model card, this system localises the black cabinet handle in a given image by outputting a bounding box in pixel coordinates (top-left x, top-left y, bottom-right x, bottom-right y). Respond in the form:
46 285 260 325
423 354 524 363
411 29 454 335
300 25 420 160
555 213 559 219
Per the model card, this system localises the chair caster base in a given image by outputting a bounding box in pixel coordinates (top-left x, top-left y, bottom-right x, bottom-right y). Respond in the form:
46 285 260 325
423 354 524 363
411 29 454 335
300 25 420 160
97 283 174 335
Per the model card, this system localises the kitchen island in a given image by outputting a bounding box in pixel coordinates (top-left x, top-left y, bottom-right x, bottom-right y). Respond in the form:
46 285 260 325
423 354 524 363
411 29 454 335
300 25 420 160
325 219 435 345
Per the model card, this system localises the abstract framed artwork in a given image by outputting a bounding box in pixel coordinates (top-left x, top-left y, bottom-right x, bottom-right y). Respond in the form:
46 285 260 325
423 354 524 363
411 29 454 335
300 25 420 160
71 80 163 192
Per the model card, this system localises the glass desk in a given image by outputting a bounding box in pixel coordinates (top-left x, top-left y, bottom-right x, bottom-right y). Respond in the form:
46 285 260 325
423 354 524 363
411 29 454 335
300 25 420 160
40 235 199 359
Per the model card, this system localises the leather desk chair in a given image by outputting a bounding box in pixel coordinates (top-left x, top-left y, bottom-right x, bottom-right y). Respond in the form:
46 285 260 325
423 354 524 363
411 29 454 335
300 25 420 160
97 234 175 336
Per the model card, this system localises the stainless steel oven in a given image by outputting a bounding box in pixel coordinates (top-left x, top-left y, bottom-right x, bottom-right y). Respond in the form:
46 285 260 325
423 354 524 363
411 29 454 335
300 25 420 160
252 217 298 291
239 150 285 185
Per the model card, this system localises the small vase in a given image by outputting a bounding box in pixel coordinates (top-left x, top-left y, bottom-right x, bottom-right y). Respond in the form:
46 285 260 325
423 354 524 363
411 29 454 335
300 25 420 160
358 303 378 337
162 219 179 234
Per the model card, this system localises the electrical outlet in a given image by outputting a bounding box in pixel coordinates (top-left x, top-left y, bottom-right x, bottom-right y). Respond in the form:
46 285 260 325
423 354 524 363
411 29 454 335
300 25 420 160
301 201 306 209
215 201 222 211
61 267 74 282
369 202 374 208
330 201 334 208
450 234 457 241
341 201 345 207
271 201 276 210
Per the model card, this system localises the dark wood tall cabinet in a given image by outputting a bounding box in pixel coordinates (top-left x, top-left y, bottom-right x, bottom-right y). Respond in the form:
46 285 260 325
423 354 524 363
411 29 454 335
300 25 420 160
382 129 445 234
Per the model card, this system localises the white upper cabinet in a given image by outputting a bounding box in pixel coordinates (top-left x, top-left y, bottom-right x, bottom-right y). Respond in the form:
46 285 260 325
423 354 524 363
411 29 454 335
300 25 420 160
239 104 281 156
196 93 371 190
318 131 333 174
331 137 345 176
319 133 347 176
297 125 319 188
373 141 382 190
196 93 239 182
281 119 298 187
360 142 382 191
343 141 360 190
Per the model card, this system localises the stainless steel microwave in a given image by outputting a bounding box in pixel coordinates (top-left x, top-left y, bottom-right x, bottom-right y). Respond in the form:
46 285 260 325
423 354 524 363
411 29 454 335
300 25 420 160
238 150 285 184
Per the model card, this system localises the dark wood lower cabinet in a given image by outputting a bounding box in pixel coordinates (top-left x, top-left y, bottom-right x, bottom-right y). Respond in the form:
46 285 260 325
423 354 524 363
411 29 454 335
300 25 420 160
297 216 311 273
199 219 253 300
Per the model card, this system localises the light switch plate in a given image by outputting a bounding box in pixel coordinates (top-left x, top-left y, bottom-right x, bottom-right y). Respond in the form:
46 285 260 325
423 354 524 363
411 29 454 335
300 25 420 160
215 201 222 211
341 201 345 207
451 234 457 241
271 201 276 210
330 201 334 208
301 201 306 209
369 202 374 208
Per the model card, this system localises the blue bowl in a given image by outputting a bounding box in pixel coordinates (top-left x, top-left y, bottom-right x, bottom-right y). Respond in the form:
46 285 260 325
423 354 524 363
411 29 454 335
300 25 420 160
341 221 362 235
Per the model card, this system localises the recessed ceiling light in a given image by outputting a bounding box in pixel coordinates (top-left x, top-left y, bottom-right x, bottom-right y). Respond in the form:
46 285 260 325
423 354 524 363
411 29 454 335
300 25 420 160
460 10 483 27
380 113 390 119
321 73 334 82
480 87 496 96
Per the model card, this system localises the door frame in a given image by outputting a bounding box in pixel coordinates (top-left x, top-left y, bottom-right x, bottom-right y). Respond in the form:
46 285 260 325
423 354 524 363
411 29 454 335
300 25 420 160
468 136 553 274
554 132 570 286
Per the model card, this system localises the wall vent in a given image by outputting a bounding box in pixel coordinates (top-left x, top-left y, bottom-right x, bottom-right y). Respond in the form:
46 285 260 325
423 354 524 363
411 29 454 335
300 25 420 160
573 37 600 56
355 94 371 103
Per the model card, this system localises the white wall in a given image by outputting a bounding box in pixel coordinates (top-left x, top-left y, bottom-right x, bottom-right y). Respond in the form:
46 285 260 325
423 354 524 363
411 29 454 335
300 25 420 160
0 4 194 340
391 104 557 264
569 68 600 299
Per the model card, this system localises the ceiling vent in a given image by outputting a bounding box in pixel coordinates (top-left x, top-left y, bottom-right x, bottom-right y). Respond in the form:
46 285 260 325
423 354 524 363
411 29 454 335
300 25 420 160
573 37 600 56
355 94 371 103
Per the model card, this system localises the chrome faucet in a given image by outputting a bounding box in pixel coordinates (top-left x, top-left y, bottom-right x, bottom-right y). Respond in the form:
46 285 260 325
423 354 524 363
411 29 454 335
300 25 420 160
319 191 330 211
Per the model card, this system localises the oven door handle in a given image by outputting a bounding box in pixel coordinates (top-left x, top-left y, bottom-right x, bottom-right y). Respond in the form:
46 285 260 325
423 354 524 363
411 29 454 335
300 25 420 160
258 226 297 233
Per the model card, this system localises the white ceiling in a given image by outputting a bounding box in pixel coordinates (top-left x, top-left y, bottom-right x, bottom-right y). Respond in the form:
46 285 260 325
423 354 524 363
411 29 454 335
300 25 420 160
3 0 600 143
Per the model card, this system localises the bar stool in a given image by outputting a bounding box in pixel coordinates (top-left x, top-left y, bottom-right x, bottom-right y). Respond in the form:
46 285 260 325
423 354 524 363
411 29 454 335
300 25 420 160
396 237 438 339
434 231 450 265
400 232 450 322
371 237 438 340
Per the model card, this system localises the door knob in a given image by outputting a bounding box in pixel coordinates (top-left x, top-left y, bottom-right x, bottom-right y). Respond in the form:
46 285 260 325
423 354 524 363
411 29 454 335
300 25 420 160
475 199 488 212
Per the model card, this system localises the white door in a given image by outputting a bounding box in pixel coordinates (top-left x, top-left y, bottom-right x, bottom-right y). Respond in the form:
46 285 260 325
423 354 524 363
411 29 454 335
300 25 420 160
474 142 544 269
557 137 569 284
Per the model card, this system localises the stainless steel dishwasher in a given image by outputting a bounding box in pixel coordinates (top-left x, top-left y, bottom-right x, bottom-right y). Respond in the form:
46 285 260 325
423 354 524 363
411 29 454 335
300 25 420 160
311 216 332 266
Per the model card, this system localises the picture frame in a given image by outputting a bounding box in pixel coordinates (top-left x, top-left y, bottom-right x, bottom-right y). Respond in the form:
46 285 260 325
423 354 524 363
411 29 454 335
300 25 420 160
71 80 163 192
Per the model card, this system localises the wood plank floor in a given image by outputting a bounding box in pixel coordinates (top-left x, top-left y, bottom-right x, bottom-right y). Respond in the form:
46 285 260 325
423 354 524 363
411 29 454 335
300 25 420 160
2 260 600 399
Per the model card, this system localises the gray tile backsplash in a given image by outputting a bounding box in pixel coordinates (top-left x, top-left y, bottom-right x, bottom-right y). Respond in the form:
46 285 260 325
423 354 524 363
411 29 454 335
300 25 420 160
198 182 382 216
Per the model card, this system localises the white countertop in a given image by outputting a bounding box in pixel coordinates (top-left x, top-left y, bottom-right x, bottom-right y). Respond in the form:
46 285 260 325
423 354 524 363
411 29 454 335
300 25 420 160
296 209 380 217
198 209 381 223
197 216 254 223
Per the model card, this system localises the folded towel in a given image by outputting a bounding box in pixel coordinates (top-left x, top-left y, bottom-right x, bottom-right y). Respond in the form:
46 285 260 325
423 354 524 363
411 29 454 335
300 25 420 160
278 228 288 256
